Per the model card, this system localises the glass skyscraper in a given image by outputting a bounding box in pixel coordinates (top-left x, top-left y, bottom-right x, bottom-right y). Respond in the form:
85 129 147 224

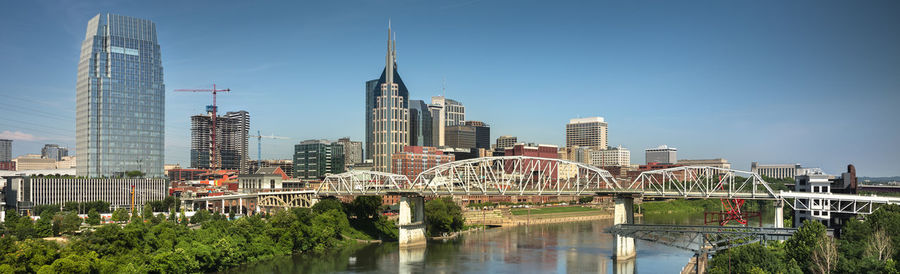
76 14 165 178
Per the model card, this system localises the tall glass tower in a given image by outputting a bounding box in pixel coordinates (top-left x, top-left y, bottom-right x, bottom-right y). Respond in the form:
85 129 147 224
76 14 165 178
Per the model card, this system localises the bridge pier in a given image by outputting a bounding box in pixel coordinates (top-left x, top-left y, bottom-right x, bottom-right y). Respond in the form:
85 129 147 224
614 195 636 260
774 199 784 228
398 195 426 248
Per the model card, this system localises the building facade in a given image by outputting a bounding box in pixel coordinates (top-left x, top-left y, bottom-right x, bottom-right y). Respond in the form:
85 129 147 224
465 121 491 150
408 100 436 147
4 177 167 212
76 14 165 178
41 144 69 161
445 125 476 149
247 159 294 178
566 117 608 149
0 139 10 162
590 146 631 167
365 25 410 161
751 162 802 179
431 96 465 146
391 146 454 180
334 138 363 167
678 158 731 169
294 140 345 180
371 25 409 172
190 110 250 172
645 145 677 164
560 146 593 164
495 136 517 150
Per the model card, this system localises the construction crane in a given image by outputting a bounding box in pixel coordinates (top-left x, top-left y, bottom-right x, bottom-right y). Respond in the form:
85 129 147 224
248 130 290 170
175 84 231 169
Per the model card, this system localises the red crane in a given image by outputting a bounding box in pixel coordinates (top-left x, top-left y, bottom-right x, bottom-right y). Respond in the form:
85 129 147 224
175 84 231 169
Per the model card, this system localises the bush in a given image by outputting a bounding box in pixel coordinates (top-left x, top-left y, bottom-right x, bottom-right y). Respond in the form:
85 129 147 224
425 197 465 236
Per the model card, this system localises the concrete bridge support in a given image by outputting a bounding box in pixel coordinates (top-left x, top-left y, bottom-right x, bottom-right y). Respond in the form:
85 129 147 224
398 196 426 248
614 195 636 260
774 199 784 228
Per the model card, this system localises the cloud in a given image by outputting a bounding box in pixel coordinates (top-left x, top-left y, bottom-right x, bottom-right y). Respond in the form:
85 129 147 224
0 131 51 141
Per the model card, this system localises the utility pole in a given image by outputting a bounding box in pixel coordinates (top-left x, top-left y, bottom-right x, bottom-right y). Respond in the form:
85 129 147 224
175 84 231 169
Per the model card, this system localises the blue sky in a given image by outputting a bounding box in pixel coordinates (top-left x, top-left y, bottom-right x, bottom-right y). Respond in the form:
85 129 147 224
0 0 898 176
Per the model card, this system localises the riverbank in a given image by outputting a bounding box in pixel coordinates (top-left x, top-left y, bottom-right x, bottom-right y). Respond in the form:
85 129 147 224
463 205 636 228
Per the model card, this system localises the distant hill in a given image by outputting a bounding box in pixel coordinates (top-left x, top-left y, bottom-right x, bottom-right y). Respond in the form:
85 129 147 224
859 176 900 183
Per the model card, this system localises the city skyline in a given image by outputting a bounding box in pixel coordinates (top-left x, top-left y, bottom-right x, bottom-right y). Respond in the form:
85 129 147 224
0 1 899 176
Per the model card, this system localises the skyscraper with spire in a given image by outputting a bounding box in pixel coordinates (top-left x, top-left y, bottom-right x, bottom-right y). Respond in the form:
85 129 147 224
367 22 410 171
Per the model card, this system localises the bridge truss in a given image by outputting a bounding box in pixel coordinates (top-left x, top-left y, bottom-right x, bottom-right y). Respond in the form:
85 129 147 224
318 170 411 195
630 166 778 199
412 156 619 196
607 224 799 254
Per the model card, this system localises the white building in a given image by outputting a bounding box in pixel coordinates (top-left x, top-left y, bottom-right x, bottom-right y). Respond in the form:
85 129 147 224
431 96 465 147
645 145 677 164
566 117 608 149
751 162 802 179
678 158 731 169
4 177 167 213
590 146 631 167
793 172 833 226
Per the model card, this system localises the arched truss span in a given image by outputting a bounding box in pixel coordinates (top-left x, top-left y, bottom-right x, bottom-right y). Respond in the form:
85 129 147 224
412 156 619 196
320 170 412 195
630 166 777 199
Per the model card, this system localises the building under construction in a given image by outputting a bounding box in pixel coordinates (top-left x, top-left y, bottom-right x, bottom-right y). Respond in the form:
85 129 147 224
190 107 250 173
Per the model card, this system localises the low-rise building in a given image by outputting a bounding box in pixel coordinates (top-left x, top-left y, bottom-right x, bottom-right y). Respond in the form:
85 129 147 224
4 177 167 213
495 136 517 150
392 146 454 180
645 145 677 164
237 167 287 192
751 162 802 179
678 158 731 169
591 146 631 167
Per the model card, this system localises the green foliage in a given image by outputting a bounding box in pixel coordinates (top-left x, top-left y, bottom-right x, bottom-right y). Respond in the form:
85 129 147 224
349 196 383 219
190 210 211 224
51 212 82 236
708 242 801 274
578 196 594 204
34 212 53 238
312 198 344 214
33 204 60 217
111 208 129 223
785 220 826 271
124 170 145 178
425 197 465 236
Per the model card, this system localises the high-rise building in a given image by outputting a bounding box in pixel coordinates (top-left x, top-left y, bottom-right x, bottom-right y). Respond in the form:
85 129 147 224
0 139 11 162
76 14 165 178
371 24 409 172
445 125 476 149
365 24 410 161
560 146 593 164
464 121 491 150
431 96 465 146
495 136 517 150
392 146 454 180
409 100 436 147
294 139 345 180
190 109 250 172
566 117 608 149
590 146 631 167
645 145 677 164
335 137 363 167
41 144 69 161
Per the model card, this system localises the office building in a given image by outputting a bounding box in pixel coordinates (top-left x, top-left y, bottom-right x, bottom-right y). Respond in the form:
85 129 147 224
41 144 69 161
679 158 731 169
190 110 250 172
13 155 57 170
465 121 491 150
334 138 363 167
495 136 517 150
4 177 166 212
370 25 409 172
505 143 558 158
409 100 436 147
793 165 859 228
590 146 631 167
76 14 165 178
294 139 345 180
751 162 802 179
392 146 454 180
566 117 608 149
560 146 593 164
431 96 465 146
645 145 677 164
365 24 410 161
0 139 11 162
445 125 476 149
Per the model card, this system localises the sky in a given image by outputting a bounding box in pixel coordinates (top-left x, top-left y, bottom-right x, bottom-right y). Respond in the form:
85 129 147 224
0 0 898 176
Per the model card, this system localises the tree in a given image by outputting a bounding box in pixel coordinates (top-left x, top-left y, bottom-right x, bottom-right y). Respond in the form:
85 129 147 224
191 210 211 224
125 170 145 178
578 196 594 204
52 212 82 235
350 196 382 219
811 235 838 274
424 197 465 236
35 212 54 237
866 229 895 261
111 208 129 223
312 198 344 214
87 209 101 226
785 220 826 271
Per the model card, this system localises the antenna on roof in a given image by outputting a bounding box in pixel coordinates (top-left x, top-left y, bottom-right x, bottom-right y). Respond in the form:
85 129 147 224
442 76 446 97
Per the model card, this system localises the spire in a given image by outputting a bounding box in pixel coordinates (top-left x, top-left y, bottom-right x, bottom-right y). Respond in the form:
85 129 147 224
385 20 394 86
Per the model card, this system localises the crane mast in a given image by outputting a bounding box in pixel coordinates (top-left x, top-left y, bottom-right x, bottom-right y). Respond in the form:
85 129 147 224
175 84 231 169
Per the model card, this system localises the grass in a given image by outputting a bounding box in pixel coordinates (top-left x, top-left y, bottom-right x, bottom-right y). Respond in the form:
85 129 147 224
510 206 602 216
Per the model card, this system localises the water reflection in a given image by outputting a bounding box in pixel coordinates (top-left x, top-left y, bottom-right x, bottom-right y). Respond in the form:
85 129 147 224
227 211 775 273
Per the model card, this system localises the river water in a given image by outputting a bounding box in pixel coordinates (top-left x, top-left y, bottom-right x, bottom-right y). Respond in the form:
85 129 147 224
227 211 775 273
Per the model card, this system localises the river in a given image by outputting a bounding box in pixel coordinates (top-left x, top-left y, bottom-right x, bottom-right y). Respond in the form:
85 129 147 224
226 210 775 273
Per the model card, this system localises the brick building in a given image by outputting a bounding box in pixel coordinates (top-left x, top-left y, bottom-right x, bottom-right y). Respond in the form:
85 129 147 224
392 146 455 180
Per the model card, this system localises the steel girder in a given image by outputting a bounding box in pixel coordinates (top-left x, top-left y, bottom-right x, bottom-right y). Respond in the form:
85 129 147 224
319 170 412 195
630 166 778 199
779 191 900 215
607 224 798 254
411 156 619 196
